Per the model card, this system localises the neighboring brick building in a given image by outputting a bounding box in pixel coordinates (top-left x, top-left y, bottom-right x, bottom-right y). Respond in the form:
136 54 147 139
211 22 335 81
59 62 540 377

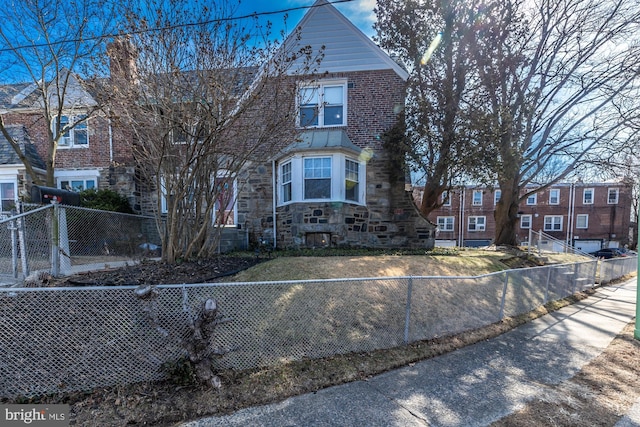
418 181 633 251
0 0 436 251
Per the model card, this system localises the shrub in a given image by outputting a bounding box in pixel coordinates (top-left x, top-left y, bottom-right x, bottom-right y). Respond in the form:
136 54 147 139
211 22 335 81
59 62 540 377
79 188 135 213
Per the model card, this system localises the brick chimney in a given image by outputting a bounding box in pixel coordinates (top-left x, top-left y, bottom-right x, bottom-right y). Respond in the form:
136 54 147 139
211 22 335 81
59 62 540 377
107 36 139 84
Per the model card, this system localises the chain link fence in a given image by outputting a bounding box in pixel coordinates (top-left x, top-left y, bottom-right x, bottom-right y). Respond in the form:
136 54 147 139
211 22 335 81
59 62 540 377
2 257 630 399
0 204 161 284
599 255 637 284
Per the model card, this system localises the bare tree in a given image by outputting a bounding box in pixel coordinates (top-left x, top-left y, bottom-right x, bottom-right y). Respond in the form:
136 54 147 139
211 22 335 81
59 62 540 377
0 0 116 186
472 0 640 245
374 0 490 218
107 0 321 262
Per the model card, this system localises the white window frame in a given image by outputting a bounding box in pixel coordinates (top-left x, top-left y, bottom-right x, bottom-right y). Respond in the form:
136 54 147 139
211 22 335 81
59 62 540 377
575 214 588 229
520 214 532 229
549 188 560 205
607 188 619 204
494 189 501 205
160 172 237 226
468 216 486 231
437 216 455 232
281 161 292 203
55 170 99 192
544 215 563 231
54 114 89 148
0 180 17 214
297 80 347 128
304 156 332 200
213 174 237 226
472 190 483 206
278 153 366 206
526 193 537 205
345 158 360 202
583 188 594 205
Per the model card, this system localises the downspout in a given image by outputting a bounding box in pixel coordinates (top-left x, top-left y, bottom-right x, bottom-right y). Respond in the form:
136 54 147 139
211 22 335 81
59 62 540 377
108 117 114 163
566 183 573 249
459 186 466 247
271 159 277 250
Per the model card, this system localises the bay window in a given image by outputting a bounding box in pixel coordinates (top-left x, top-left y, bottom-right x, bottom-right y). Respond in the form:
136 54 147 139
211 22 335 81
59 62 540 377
278 153 364 205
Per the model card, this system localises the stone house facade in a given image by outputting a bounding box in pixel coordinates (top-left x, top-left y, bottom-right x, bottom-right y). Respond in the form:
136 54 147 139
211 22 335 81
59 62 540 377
0 0 435 251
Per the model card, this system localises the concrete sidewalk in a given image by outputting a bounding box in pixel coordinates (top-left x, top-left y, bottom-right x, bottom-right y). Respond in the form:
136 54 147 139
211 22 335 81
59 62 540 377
180 279 638 427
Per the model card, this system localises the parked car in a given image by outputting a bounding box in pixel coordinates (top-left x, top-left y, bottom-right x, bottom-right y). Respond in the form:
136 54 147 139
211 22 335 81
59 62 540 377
589 248 626 259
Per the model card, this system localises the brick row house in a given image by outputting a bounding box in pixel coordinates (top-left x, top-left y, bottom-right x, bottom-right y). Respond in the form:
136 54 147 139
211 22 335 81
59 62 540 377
0 0 436 251
419 182 633 252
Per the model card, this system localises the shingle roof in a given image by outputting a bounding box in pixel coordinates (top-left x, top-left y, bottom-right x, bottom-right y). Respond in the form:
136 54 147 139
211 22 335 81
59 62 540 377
0 125 46 169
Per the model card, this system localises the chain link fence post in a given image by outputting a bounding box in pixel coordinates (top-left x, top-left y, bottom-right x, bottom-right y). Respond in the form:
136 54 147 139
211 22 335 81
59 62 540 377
403 276 413 345
498 270 509 320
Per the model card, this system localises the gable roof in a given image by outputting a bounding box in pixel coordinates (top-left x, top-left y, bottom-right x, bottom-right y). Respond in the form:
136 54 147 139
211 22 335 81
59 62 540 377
0 69 97 111
0 125 46 169
283 0 408 80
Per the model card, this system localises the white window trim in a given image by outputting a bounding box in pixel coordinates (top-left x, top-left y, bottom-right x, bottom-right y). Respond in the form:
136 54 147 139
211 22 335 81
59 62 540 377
575 214 589 229
607 188 619 204
544 215 563 231
213 174 238 226
160 172 238 226
54 114 89 148
297 79 348 128
526 193 537 205
583 188 594 205
494 189 501 205
549 188 560 205
437 216 455 232
520 214 532 229
472 190 483 206
468 216 486 231
277 152 366 206
0 179 18 215
55 169 100 192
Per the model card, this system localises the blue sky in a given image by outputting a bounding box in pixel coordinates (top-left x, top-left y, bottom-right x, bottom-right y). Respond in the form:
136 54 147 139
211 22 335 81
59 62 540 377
236 0 376 38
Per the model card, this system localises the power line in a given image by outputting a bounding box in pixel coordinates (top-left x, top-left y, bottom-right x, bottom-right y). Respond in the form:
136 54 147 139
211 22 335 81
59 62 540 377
0 0 355 53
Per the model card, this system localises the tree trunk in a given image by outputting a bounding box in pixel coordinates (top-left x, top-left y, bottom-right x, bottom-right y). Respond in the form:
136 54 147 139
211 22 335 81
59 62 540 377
494 184 520 246
419 181 446 218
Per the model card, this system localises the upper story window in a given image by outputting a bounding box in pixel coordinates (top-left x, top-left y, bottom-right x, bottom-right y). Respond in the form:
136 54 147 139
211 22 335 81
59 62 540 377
583 188 594 204
472 190 483 206
494 189 501 205
54 115 88 148
526 193 537 205
549 188 560 205
441 190 451 206
278 153 365 206
607 188 619 204
298 80 347 128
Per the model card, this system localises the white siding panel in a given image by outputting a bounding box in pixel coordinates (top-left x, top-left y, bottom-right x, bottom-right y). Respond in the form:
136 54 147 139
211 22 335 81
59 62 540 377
284 1 407 78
